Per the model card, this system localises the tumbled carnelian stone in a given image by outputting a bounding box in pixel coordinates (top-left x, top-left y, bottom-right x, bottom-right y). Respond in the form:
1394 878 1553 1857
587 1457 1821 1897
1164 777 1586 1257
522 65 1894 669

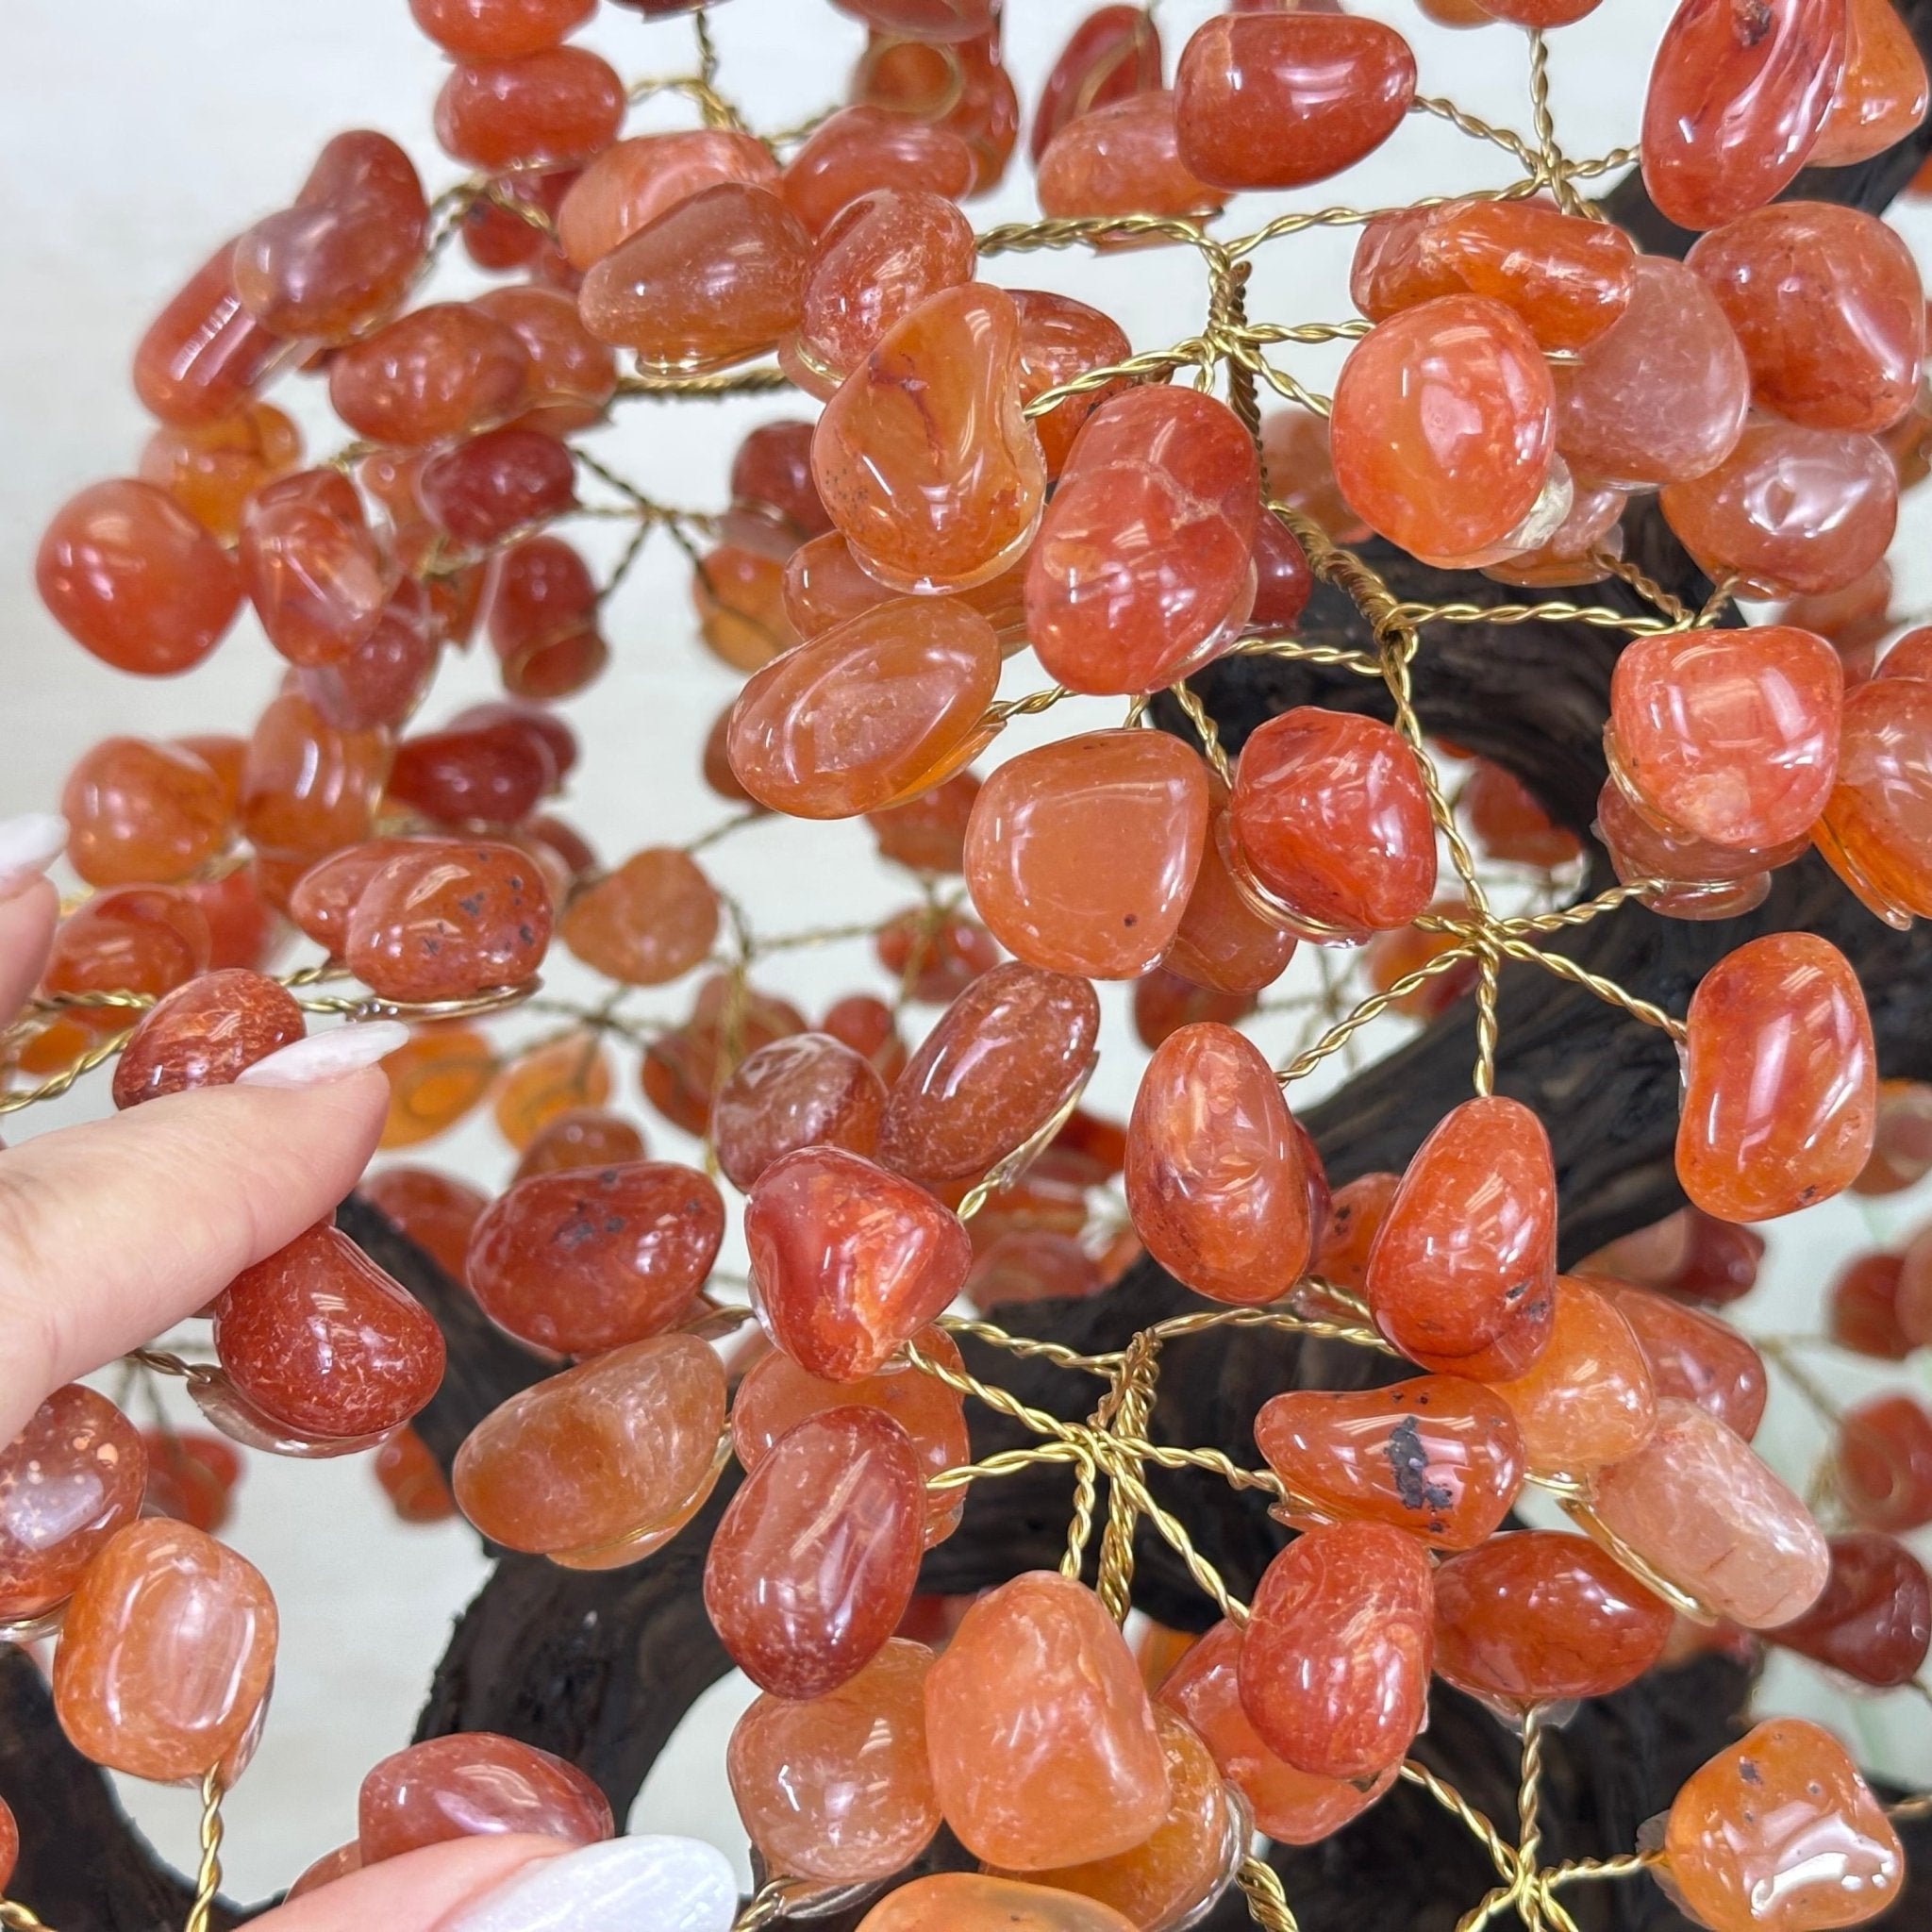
1641 0 1848 232
1461 760 1583 869
1594 777 1802 918
1010 289 1133 480
1037 91 1228 223
1588 1399 1828 1626
727 598 1001 819
467 1162 723 1355
746 1146 972 1380
1665 1719 1902 1932
559 847 717 987
0 1796 15 1890
327 303 528 448
1314 1171 1400 1297
240 692 389 863
513 1108 645 1181
858 1876 1137 1932
966 1230 1105 1312
692 542 799 673
707 1407 924 1699
1330 295 1554 567
53 1519 276 1783
1174 13 1414 190
871 770 981 874
640 976 805 1136
856 28 1019 194
1165 785 1298 996
387 716 556 826
30 887 211 1070
875 907 999 1005
433 45 624 168
359 1732 611 1863
1433 1531 1673 1711
1228 707 1437 941
1838 1391 1932 1532
1812 0 1929 163
712 1033 887 1192
1772 1530 1931 1686
1828 1252 1912 1358
141 402 302 544
455 1335 725 1554
1132 966 1252 1051
1032 7 1164 164
418 427 576 548
1124 1022 1311 1306
965 730 1209 980
133 240 288 428
475 284 615 432
1027 389 1258 698
1607 1284 1767 1441
61 738 229 889
141 1431 243 1536
1256 1374 1525 1550
1678 932 1875 1222
111 969 305 1108
557 128 778 270
0 1387 146 1621
345 841 552 1004
1367 1096 1557 1383
813 284 1047 595
1239 1522 1433 1780
878 963 1100 1183
361 1168 486 1289
1816 674 1932 924
926 1572 1170 1869
379 1025 497 1150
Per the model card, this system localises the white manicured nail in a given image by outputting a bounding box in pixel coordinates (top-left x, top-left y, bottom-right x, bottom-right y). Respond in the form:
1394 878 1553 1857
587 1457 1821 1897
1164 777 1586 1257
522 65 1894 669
439 1836 738 1932
0 814 67 901
236 1022 411 1088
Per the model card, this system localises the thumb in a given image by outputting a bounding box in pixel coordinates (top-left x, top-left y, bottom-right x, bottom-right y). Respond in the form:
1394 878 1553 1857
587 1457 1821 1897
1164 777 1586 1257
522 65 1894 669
253 1836 568 1931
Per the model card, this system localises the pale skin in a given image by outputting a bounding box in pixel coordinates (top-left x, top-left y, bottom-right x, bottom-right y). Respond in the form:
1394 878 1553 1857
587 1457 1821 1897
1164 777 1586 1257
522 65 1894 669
0 878 566 1925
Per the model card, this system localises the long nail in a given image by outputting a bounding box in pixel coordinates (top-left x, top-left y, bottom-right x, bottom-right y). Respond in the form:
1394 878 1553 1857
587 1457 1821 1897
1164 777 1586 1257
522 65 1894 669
437 1837 739 1932
0 814 67 901
236 1022 411 1089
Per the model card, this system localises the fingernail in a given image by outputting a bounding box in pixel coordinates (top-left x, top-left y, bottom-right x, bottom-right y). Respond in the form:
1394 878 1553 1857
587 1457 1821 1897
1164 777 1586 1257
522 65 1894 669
0 814 67 901
236 1022 411 1089
439 1837 738 1932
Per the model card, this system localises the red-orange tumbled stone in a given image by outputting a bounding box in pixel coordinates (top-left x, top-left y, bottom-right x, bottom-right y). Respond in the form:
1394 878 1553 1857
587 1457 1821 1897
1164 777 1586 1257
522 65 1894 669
926 1572 1171 1869
1314 1171 1400 1296
344 841 552 1004
111 969 305 1108
1460 760 1583 869
1256 1374 1525 1550
1816 674 1932 925
1330 295 1554 567
870 769 981 874
964 730 1209 979
1838 1392 1932 1533
1239 1522 1434 1779
557 128 779 269
1772 1530 1932 1686
433 46 625 168
1 1388 146 1621
1032 7 1164 164
1677 932 1875 1221
1367 1095 1557 1382
359 1732 611 1863
1488 1276 1657 1478
133 240 288 428
511 1109 645 1182
1037 91 1227 223
712 1033 887 1192
475 284 615 432
857 1877 1137 1932
779 101 975 233
61 737 230 888
1025 389 1259 697
558 847 717 987
327 303 528 448
1165 785 1299 996
1011 288 1133 480
363 1169 487 1287
1607 1284 1767 1441
1812 0 1929 164
140 402 302 544
32 887 211 1066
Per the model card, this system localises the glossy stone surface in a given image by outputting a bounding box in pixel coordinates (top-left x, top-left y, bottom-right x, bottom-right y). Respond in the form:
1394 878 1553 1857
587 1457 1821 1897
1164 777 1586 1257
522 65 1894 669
1554 258 1750 490
1664 1719 1902 1932
1124 1022 1311 1305
1330 295 1555 567
812 284 1047 595
0 1388 146 1620
432 45 625 168
871 770 981 874
1816 674 1932 924
133 239 288 428
475 284 616 431
707 1407 924 1699
1027 389 1257 698
1595 776 1802 919
779 105 975 235
1488 1277 1657 1478
878 963 1101 1183
1587 1399 1829 1627
1678 932 1875 1221
1239 1522 1434 1779
1773 1531 1931 1686
61 737 230 887
557 128 779 269
1367 1096 1557 1382
1811 0 1929 162
712 1033 887 1192
965 731 1209 979
141 402 302 544
1828 1252 1912 1358
1032 8 1164 163
1228 707 1437 941
1838 1392 1932 1532
1165 787 1299 996
1256 1375 1525 1550
53 1519 276 1783
358 1732 612 1862
1607 1285 1767 1440
746 1146 972 1379
486 535 607 698
418 426 576 547
213 1222 445 1440
508 1109 642 1181
454 1335 726 1555
728 1639 940 1882
559 847 718 986
641 976 806 1136
1037 92 1228 222
875 907 999 1004
1175 14 1415 189
327 302 528 448
1010 289 1134 481
926 1572 1170 1869
377 1024 497 1149
1314 1171 1399 1296
110 969 304 1109
856 1877 1137 1932
1432 1531 1673 1711
238 692 389 862
855 31 1019 194
467 1162 724 1354
344 841 552 1004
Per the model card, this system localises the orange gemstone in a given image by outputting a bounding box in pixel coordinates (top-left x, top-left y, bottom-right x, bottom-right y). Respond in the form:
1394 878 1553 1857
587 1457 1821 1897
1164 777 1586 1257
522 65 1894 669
871 770 981 874
1038 91 1229 221
1677 932 1875 1221
1314 1171 1400 1296
61 738 230 889
373 1427 454 1525
240 692 388 863
640 977 804 1136
239 467 391 669
855 1876 1137 1932
1 1388 146 1621
327 302 528 448
1810 0 1929 163
1607 1284 1767 1440
111 969 305 1108
712 1033 887 1192
1165 784 1298 995
1461 760 1582 869
1828 1251 1912 1358
1487 1277 1657 1478
855 28 1018 193
486 535 608 699
559 847 717 986
1773 1530 1932 1686
557 128 779 269
433 46 625 168
359 1732 610 1862
1261 408 1367 543
1837 1392 1932 1533
692 542 800 673
139 402 303 543
1857 1077 1932 1195
475 284 616 432
779 103 974 233
133 240 288 428
1816 675 1932 924
512 1108 645 1181
379 1024 497 1149
1593 777 1801 920
1011 289 1133 478
33 887 211 1067
875 907 1000 1005
345 840 552 1003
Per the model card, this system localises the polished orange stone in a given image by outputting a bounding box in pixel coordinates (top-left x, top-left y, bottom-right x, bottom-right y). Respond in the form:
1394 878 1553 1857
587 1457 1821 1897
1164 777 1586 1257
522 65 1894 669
1036 90 1227 223
1260 408 1367 543
1174 13 1415 189
359 1732 611 1862
1313 1171 1399 1297
558 847 717 987
965 1228 1105 1312
474 284 615 432
374 1426 455 1524
295 583 440 732
1817 675 1932 924
1032 8 1164 164
1239 1522 1433 1779
0 1387 146 1621
239 691 389 863
727 598 1001 819
327 302 528 448
417 426 577 548
484 535 607 699
871 770 981 874
139 402 302 543
467 1161 723 1354
53 1519 276 1783
1131 966 1252 1050
37 479 242 675
557 128 779 269
964 730 1209 979
746 1146 972 1379
454 1335 725 1555
641 976 805 1136
1772 1530 1931 1686
857 1876 1137 1932
1461 761 1582 869
1432 1531 1673 1711
0 1796 15 1890
707 1407 925 1698
1837 1391 1932 1533
239 467 390 670
877 963 1100 1183
856 28 1018 193
729 1639 940 1883
1367 1096 1557 1382
1026 389 1259 697
61 738 230 889
926 1572 1170 1868
712 1033 887 1192
111 969 305 1108
1593 778 1802 920
411 0 592 55
511 1108 645 1182
139 1430 242 1536
725 418 832 558
1678 932 1875 1221
692 542 800 673
1228 708 1437 941
1124 1022 1311 1306
1487 1276 1657 1478
344 840 551 1004
1828 1251 1912 1358
386 719 552 828
1165 787 1298 996
1554 258 1750 491
813 284 1047 595
1664 1719 1902 1932
1330 296 1554 567
29 887 211 1072
133 240 288 428
1812 0 1929 163
186 864 275 975
779 105 975 235
1642 0 1847 231
433 45 625 168
874 907 999 1005
1009 289 1133 481
378 1024 497 1149
1661 419 1898 599
1607 1284 1767 1440
1483 481 1629 590
1256 1374 1525 1550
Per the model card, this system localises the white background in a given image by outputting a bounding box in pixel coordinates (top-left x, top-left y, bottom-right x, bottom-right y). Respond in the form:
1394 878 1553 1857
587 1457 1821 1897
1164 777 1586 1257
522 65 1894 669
6 0 1932 1902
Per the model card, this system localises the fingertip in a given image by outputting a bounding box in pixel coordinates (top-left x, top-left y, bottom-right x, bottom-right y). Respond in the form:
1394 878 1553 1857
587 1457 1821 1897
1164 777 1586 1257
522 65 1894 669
0 875 59 1024
256 1836 572 1932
